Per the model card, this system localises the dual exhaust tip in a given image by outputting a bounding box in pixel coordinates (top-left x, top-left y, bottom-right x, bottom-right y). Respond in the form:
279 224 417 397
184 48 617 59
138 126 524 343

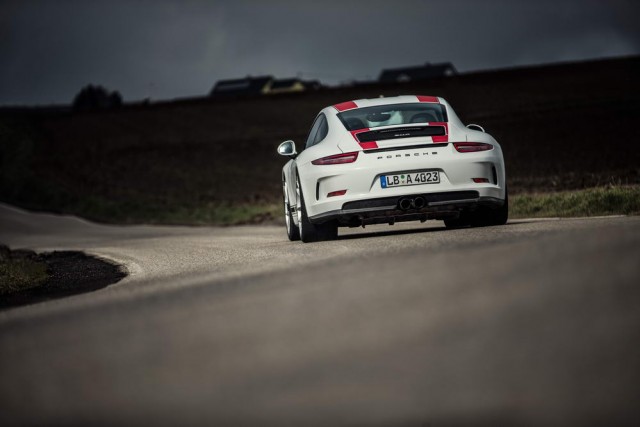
398 196 426 210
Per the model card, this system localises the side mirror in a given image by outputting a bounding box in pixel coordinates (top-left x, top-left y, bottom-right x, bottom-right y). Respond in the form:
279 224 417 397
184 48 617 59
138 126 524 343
277 140 297 158
466 124 485 133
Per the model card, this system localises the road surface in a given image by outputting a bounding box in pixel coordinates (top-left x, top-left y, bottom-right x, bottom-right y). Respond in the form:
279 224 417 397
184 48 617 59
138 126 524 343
1 203 639 426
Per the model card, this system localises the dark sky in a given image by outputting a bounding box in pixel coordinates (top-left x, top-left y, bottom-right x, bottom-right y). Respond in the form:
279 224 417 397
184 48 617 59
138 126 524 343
1 0 638 105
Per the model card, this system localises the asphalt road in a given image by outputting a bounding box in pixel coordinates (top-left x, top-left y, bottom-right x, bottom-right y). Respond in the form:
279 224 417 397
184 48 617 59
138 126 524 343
1 203 639 426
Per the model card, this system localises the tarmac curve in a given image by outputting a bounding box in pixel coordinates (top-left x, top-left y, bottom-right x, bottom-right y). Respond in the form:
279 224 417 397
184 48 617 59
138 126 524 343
1 203 639 426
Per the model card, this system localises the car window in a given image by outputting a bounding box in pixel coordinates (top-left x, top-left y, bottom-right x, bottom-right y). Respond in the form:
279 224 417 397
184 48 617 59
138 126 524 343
305 113 328 149
337 103 448 131
305 115 323 149
312 115 328 146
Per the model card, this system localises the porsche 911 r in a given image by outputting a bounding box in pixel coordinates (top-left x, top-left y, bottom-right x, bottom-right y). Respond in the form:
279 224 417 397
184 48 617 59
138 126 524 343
277 95 508 242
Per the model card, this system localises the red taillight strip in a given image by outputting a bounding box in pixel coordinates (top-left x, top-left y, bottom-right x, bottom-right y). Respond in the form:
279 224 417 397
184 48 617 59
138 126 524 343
416 95 439 103
333 101 358 112
312 151 359 165
454 142 494 152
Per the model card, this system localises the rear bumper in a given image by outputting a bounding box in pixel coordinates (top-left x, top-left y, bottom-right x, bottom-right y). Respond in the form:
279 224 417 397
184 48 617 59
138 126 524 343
299 142 506 219
308 190 504 226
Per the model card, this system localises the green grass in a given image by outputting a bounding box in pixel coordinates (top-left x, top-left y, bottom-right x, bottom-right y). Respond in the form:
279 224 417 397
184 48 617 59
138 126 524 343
0 257 49 295
158 201 281 225
511 186 640 219
168 186 639 225
67 199 282 226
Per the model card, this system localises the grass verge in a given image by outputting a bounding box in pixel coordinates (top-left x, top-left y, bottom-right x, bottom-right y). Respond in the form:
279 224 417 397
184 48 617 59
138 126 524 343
70 199 283 226
511 185 640 219
0 248 49 295
0 246 126 309
176 185 640 225
158 202 282 225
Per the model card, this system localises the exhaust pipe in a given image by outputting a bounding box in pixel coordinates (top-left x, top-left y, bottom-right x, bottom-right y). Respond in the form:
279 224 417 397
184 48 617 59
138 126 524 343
399 197 426 210
399 198 413 210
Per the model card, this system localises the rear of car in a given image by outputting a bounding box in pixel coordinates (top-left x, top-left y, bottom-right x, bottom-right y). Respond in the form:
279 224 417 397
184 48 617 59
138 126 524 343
297 96 507 228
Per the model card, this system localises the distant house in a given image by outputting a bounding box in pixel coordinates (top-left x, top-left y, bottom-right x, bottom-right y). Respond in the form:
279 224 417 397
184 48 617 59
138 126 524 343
210 75 322 97
267 78 322 95
210 75 273 97
378 62 457 83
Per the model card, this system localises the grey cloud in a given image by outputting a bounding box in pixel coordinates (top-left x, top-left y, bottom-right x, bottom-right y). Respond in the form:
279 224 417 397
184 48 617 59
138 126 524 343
0 0 638 105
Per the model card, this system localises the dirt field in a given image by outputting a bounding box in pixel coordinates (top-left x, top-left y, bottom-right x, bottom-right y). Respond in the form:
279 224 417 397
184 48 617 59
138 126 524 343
1 56 638 223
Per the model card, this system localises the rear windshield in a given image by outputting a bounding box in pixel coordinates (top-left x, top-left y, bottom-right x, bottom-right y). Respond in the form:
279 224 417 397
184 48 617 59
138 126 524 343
337 103 448 131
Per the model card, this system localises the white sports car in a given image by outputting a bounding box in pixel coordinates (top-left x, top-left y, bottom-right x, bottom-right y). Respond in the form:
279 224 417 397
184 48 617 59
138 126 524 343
277 95 508 242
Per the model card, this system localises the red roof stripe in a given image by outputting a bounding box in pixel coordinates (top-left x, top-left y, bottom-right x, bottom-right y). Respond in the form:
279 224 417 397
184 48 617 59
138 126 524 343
429 121 449 143
359 141 378 149
416 95 439 103
350 129 368 141
349 128 378 150
334 101 358 111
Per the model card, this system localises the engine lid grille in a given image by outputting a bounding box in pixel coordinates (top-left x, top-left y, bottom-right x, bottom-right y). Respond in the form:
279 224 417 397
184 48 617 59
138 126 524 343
357 126 446 143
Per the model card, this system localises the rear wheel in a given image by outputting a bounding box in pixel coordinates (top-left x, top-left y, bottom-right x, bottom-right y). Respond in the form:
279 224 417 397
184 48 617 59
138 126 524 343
485 189 509 226
471 188 509 227
296 176 338 243
444 212 471 228
444 188 509 228
283 178 300 241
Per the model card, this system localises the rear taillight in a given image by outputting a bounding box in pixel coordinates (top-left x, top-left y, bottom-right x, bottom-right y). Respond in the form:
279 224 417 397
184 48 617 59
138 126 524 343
327 190 347 197
311 152 359 165
454 142 493 153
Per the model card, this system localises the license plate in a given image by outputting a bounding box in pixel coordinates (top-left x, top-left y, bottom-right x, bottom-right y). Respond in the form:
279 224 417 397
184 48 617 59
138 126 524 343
380 170 440 188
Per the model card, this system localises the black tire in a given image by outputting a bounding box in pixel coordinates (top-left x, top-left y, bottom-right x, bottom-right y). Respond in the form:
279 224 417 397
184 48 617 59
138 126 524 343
470 187 509 227
283 179 300 241
444 188 509 228
444 212 471 228
297 176 338 243
488 188 509 226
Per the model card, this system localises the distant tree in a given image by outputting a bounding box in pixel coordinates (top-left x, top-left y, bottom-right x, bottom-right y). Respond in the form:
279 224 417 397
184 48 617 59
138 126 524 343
72 85 123 111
